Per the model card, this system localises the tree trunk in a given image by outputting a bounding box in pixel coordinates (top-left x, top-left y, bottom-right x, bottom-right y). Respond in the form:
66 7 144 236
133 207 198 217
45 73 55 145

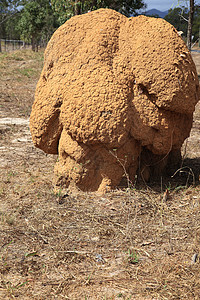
74 0 81 15
92 0 97 9
199 27 200 47
187 0 194 51
31 36 36 52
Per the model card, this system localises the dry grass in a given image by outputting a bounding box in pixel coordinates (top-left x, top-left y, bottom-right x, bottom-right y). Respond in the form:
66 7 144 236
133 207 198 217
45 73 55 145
0 49 44 117
0 49 200 299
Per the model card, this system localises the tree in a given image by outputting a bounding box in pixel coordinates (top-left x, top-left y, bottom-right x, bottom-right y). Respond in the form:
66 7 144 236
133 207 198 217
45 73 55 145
103 0 146 16
193 5 200 42
0 0 26 50
17 0 55 51
186 0 194 50
164 7 188 37
0 0 9 51
145 13 160 18
174 0 194 51
164 1 199 51
5 13 20 40
51 0 146 26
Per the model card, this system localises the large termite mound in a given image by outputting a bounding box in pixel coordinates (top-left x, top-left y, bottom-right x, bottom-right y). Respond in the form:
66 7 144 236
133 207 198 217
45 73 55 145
30 8 200 192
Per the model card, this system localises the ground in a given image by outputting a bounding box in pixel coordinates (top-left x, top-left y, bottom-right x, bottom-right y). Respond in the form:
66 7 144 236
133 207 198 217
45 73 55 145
0 48 200 299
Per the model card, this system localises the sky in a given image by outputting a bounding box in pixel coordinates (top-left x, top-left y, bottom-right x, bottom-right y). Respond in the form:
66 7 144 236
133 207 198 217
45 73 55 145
143 0 195 12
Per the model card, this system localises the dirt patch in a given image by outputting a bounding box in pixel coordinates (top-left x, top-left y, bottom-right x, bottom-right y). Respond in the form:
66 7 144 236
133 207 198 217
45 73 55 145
192 50 200 75
0 48 200 299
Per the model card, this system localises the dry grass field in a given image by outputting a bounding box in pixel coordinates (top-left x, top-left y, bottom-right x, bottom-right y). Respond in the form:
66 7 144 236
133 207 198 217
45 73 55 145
0 49 200 299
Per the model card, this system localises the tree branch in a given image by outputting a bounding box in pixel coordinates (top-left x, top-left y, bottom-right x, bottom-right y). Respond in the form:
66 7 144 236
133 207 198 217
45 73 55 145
178 13 188 22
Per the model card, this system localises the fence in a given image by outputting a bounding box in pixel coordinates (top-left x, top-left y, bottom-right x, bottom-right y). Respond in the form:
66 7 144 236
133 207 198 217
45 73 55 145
0 39 31 52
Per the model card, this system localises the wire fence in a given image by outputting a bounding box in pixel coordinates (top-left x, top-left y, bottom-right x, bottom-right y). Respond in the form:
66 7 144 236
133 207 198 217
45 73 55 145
0 39 31 52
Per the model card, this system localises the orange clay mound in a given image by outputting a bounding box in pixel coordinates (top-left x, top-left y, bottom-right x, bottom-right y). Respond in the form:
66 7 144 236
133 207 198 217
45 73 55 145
30 8 200 192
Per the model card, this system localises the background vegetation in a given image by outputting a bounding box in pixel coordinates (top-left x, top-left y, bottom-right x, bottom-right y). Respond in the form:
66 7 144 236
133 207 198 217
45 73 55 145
0 0 146 51
1 0 200 51
164 3 200 48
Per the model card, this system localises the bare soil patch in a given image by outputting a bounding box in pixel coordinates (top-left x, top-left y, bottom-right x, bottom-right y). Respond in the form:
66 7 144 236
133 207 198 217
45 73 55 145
0 49 200 299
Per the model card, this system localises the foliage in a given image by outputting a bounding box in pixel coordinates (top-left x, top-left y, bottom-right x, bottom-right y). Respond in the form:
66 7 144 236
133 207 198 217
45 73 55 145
104 0 146 17
0 0 24 40
0 0 9 38
17 0 56 51
51 0 146 26
1 0 146 50
0 0 9 12
164 7 188 37
165 3 200 45
5 11 21 40
145 13 160 18
193 5 200 41
165 1 197 50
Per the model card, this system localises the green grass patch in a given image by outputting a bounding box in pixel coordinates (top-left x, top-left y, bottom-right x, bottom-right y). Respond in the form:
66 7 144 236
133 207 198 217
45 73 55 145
18 67 36 78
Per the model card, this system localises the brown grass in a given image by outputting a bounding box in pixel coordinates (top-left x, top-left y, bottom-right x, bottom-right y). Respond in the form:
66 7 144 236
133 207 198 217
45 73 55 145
0 49 200 299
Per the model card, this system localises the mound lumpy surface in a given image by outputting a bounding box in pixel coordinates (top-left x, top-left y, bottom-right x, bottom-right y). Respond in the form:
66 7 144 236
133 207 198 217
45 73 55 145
30 8 200 192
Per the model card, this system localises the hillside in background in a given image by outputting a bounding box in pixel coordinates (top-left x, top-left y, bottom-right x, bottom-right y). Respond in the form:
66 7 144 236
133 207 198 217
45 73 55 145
141 8 169 18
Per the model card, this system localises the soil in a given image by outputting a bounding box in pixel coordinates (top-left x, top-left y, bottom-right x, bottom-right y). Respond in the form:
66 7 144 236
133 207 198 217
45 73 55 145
0 49 200 299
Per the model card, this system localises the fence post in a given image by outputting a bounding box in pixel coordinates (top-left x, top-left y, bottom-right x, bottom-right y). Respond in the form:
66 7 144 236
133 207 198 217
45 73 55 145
0 39 31 52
